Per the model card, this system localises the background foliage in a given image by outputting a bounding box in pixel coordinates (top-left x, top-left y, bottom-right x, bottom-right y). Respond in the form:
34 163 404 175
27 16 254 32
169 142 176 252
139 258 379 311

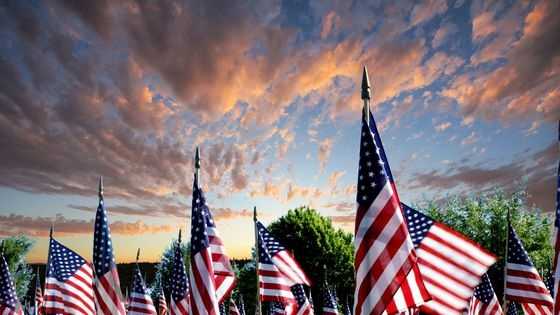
2 235 34 300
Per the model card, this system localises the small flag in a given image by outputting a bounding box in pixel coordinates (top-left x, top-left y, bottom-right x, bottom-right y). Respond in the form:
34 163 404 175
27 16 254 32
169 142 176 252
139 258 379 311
0 251 23 315
235 295 245 315
256 220 309 304
128 264 157 315
170 233 189 315
402 204 496 315
43 237 95 315
322 283 338 315
505 224 553 307
93 179 126 315
189 159 236 315
291 284 313 315
228 299 241 315
158 286 168 315
34 269 43 315
506 302 519 315
467 274 503 315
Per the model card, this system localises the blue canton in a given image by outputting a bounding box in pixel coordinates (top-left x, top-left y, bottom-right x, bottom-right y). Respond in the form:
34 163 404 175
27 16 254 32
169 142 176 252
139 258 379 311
257 221 284 263
323 285 338 309
0 254 18 309
507 225 534 266
402 204 434 247
171 240 189 302
368 112 394 182
131 265 148 295
291 284 309 307
93 199 116 276
357 113 389 207
473 274 495 304
47 238 86 281
190 177 210 256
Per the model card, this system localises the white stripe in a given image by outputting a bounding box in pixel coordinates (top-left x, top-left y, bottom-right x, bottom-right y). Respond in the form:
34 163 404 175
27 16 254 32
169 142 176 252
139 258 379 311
355 183 393 246
423 280 466 311
45 277 95 314
129 292 157 313
215 275 235 301
272 253 306 285
507 275 550 289
259 288 295 298
275 251 309 284
418 248 480 288
507 263 542 275
94 272 123 314
430 225 495 266
418 264 473 298
194 252 220 311
359 237 411 315
505 288 554 302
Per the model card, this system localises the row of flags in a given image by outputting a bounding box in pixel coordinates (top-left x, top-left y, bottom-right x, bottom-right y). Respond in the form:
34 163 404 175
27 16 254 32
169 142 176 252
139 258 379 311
1 66 559 315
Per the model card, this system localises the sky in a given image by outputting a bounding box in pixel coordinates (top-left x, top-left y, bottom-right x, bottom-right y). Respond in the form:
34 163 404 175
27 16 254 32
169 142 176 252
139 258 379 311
0 0 558 263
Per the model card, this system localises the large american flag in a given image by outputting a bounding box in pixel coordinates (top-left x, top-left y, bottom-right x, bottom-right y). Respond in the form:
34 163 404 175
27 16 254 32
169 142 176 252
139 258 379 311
189 174 236 315
170 234 189 315
158 286 168 315
93 181 126 315
256 220 309 304
467 274 503 315
0 252 23 315
322 284 338 315
128 264 157 315
353 97 428 315
34 270 43 315
43 237 95 315
505 224 553 307
553 121 560 315
291 284 313 315
402 204 496 314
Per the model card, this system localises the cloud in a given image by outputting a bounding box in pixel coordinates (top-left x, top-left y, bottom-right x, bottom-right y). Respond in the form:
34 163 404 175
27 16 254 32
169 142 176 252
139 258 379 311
461 131 478 146
434 122 452 132
323 201 354 213
320 11 341 39
0 213 175 237
432 22 457 48
318 138 334 172
211 207 253 220
410 0 448 27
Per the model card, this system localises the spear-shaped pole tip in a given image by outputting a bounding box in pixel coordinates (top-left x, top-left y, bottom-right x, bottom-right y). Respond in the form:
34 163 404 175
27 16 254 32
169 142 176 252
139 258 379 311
195 147 200 170
98 176 104 201
361 66 371 100
49 225 54 238
178 229 182 243
253 206 257 222
136 248 140 263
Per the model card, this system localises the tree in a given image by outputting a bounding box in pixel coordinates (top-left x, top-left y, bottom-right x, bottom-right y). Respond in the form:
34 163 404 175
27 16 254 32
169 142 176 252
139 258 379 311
149 238 190 302
267 206 354 312
416 189 553 305
1 235 34 300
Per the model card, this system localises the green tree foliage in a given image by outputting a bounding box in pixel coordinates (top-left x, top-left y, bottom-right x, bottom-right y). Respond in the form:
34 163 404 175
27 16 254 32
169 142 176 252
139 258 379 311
149 238 189 302
416 190 553 304
1 235 34 300
267 206 354 312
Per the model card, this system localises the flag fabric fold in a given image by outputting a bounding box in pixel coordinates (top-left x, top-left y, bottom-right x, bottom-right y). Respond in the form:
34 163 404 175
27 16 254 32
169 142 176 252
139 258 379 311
158 286 168 315
189 174 236 315
128 264 157 315
43 237 95 315
93 195 126 315
322 283 338 315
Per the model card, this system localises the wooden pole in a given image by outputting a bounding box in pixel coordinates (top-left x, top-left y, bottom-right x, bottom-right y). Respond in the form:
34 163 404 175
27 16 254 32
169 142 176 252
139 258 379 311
254 206 261 315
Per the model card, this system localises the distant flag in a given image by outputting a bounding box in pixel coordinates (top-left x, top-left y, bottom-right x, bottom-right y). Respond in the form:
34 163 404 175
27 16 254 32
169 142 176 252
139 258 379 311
322 283 338 315
467 274 503 315
128 250 157 315
270 302 287 315
235 295 245 315
0 248 23 315
553 120 560 315
354 67 429 315
506 302 518 315
255 220 310 304
228 299 241 315
291 284 313 315
189 148 236 315
93 178 126 315
33 269 43 315
43 235 95 315
170 231 189 315
219 303 227 315
402 204 496 315
505 224 553 307
158 286 168 315
343 300 352 315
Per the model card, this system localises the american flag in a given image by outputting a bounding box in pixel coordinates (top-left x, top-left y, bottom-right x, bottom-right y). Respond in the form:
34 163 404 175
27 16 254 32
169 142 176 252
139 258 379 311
33 270 43 315
520 271 554 315
256 220 309 304
402 204 496 314
553 121 560 315
170 233 189 315
0 252 23 315
354 68 429 315
219 303 227 315
343 301 352 315
93 179 126 315
235 295 245 315
467 274 503 315
505 224 553 307
269 302 287 315
158 286 168 315
322 284 338 315
189 170 236 315
228 299 241 315
506 302 518 315
128 264 157 315
290 284 313 315
43 237 95 315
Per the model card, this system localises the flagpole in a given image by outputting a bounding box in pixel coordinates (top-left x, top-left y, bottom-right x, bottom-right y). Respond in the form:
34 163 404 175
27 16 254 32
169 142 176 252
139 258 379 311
254 206 261 315
502 208 510 312
362 66 371 128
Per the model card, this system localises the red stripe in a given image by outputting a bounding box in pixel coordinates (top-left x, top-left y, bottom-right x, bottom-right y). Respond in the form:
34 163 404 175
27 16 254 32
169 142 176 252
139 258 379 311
44 282 94 313
44 293 92 314
191 250 218 315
